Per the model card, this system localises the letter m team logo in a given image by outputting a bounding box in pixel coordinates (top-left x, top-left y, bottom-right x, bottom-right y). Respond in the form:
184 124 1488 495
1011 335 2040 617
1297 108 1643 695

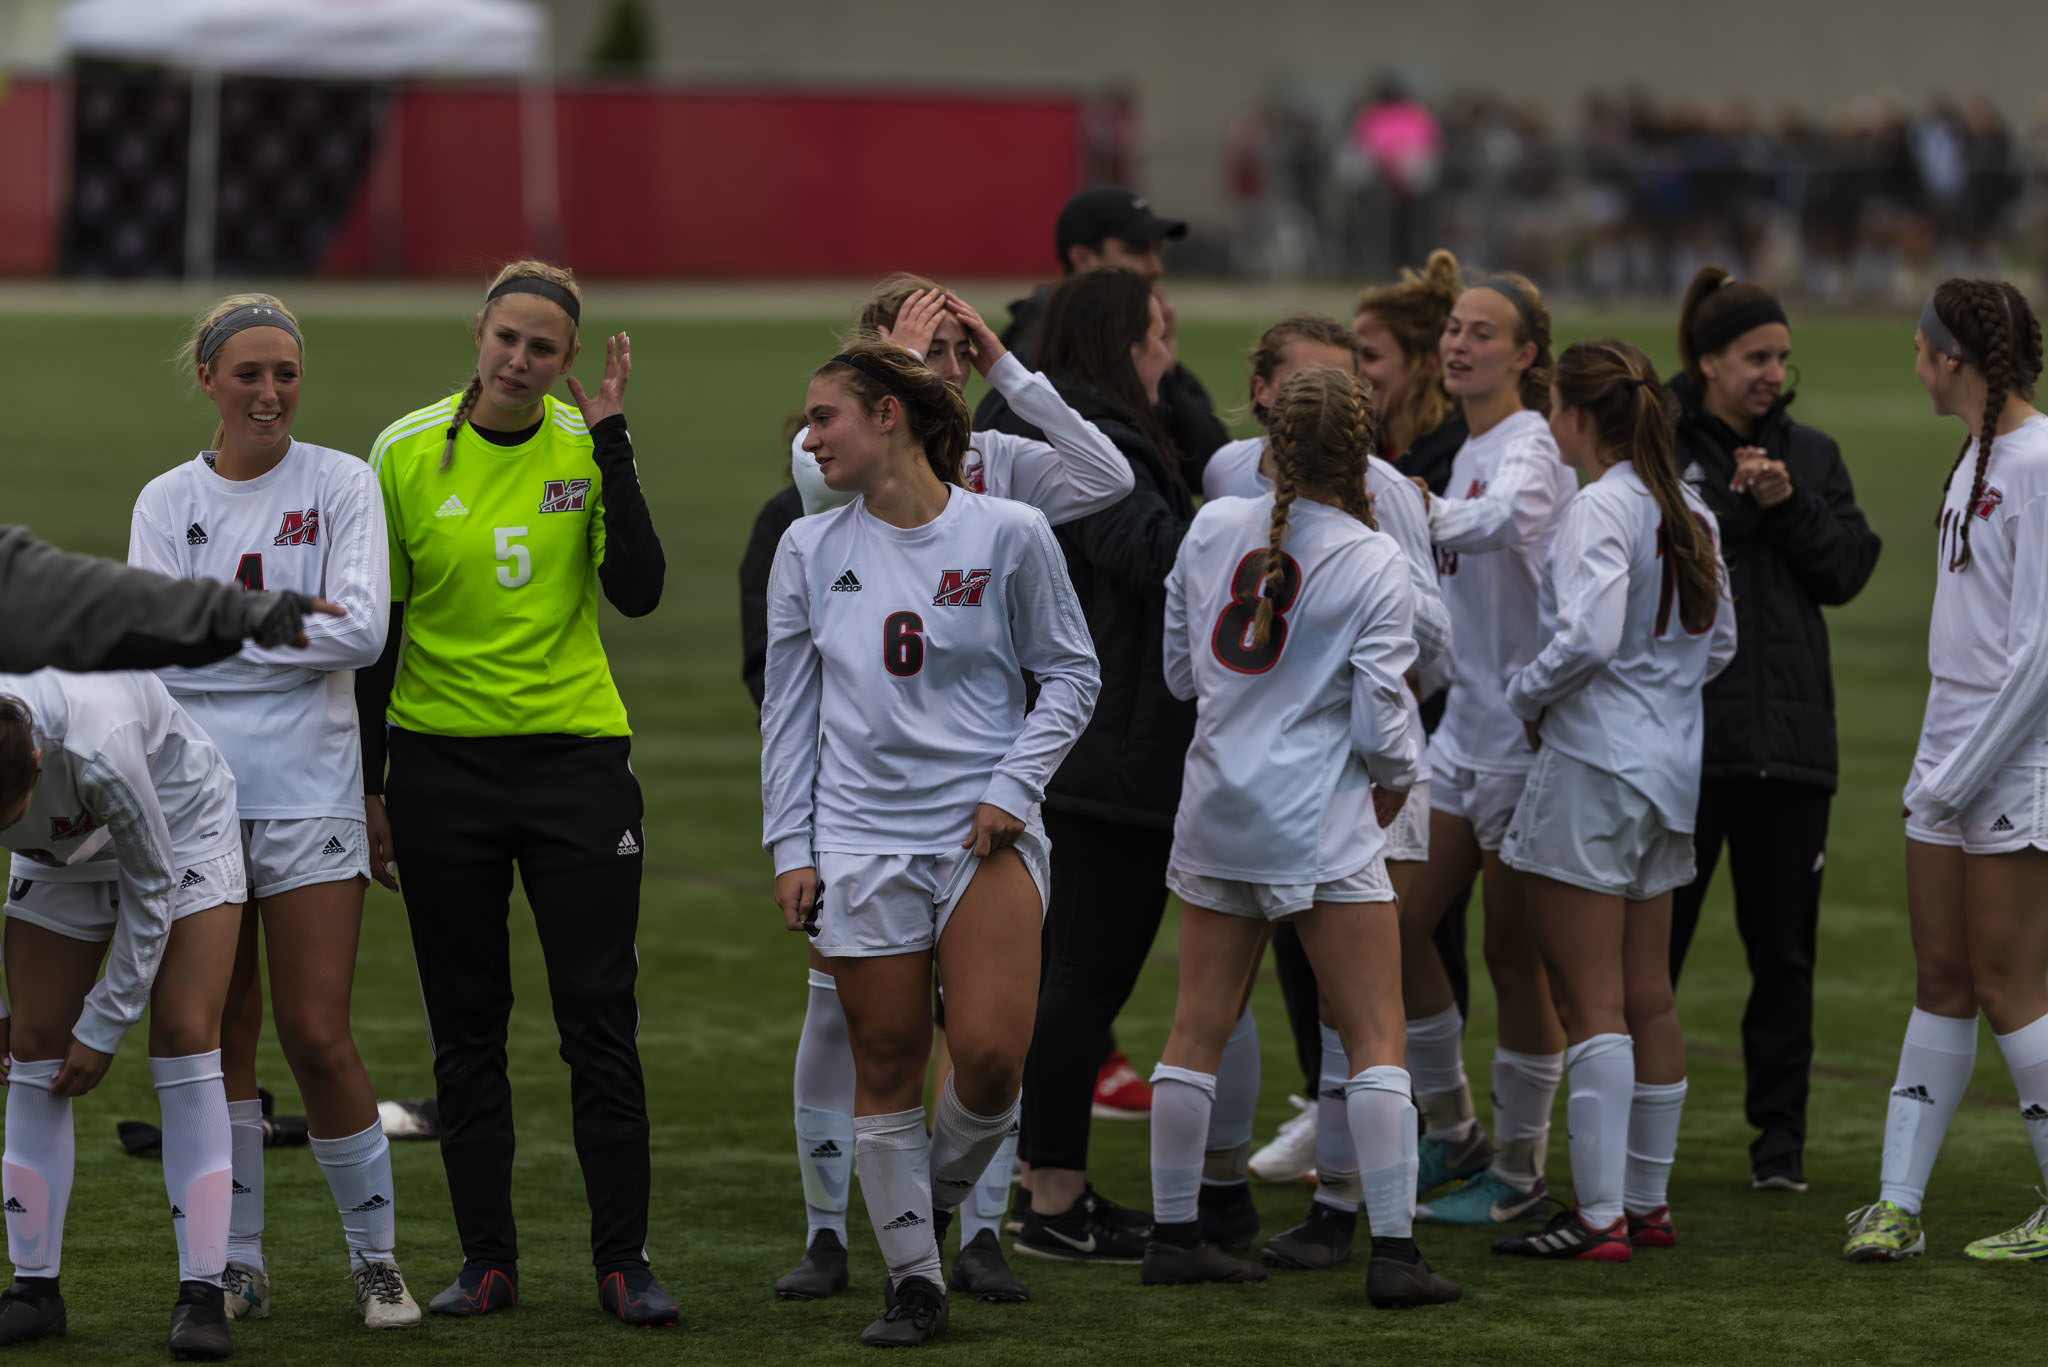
932 568 993 607
272 507 319 546
1975 484 2005 520
540 478 591 513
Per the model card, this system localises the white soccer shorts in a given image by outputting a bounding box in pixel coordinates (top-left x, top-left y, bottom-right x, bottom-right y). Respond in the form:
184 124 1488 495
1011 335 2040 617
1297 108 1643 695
1167 855 1395 922
1498 746 1694 901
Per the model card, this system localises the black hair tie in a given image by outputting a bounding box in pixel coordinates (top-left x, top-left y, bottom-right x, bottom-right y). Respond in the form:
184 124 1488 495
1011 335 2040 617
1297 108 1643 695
831 352 919 406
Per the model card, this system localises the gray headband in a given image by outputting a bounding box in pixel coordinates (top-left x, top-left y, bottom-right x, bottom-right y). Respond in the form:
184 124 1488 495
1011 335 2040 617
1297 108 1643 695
199 304 301 364
1475 275 1543 341
1920 295 1980 367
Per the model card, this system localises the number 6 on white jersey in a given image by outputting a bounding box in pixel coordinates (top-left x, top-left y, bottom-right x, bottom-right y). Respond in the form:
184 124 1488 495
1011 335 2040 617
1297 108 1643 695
494 525 532 588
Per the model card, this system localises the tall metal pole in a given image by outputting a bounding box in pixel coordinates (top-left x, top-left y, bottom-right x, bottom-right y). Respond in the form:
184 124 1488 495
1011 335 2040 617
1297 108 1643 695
184 66 220 280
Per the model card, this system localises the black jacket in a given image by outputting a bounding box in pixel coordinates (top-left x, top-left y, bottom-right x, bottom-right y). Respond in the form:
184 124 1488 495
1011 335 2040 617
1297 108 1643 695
979 376 1196 828
739 485 804 709
1392 411 1469 496
985 286 1229 475
1670 373 1882 790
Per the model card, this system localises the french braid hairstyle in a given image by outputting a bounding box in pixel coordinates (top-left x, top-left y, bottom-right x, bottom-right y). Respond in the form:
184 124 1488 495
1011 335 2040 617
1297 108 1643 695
857 272 946 335
1354 248 1462 443
182 292 303 454
0 693 33 817
1556 339 1720 633
445 260 583 470
1252 367 1380 648
813 339 972 486
1244 314 1362 427
1931 278 2044 572
1489 270 1554 417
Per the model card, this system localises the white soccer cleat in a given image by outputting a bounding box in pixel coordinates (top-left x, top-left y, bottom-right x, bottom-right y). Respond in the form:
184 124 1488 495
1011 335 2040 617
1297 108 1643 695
352 1259 422 1329
223 1260 270 1320
1247 1095 1318 1185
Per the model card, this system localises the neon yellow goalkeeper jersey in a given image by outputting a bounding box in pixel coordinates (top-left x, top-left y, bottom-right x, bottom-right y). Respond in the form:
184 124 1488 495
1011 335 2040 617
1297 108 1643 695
370 392 629 738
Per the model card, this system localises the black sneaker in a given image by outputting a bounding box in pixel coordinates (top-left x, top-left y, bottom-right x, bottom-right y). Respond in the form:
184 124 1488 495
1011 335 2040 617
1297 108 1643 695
1261 1200 1356 1269
597 1262 679 1327
0 1277 65 1346
1491 1204 1631 1262
1365 1237 1462 1307
426 1261 519 1317
1014 1198 1149 1264
948 1229 1029 1302
1078 1185 1153 1234
859 1276 947 1348
775 1229 850 1300
1752 1161 1809 1193
168 1279 230 1362
1197 1181 1260 1249
1139 1238 1268 1286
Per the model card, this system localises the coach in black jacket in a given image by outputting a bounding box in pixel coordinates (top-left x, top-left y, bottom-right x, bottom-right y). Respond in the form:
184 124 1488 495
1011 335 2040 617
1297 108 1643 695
1663 273 1882 1192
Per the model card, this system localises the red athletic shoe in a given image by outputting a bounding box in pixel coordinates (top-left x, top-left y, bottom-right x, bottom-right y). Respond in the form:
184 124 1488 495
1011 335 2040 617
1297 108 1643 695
1092 1051 1152 1120
1492 1205 1632 1262
1628 1205 1675 1248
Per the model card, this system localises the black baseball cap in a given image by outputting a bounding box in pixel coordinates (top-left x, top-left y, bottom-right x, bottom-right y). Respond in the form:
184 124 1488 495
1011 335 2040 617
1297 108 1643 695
1054 185 1188 264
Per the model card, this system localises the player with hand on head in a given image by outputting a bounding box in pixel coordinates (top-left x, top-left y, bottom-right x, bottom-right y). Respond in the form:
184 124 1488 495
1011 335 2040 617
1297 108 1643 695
0 673 246 1359
1487 340 1732 1262
1143 366 1457 1308
128 294 417 1328
1847 279 2048 1264
761 341 1098 1347
357 261 673 1325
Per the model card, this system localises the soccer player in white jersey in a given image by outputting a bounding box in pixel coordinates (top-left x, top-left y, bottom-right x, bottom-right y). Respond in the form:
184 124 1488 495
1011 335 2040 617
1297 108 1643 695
0 671 244 1358
761 340 1099 1347
1846 278 2048 1264
774 278 1128 1306
1403 273 1579 1227
1143 367 1458 1307
127 295 418 1328
1485 340 1734 1262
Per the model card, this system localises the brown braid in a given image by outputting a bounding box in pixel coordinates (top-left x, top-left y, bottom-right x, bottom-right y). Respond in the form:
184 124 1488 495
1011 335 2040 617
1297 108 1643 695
1254 367 1382 646
440 374 485 472
1932 278 2045 571
1254 461 1298 649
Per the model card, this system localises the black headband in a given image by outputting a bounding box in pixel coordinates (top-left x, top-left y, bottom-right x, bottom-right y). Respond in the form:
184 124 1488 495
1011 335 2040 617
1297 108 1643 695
830 352 919 406
1920 294 1981 367
1475 275 1543 340
487 276 581 326
199 303 301 364
1689 293 1789 359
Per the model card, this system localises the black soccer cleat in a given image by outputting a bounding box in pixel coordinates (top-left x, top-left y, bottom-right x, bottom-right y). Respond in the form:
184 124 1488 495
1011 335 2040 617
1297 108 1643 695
1365 1237 1463 1308
1140 1223 1269 1286
775 1229 851 1300
948 1229 1029 1302
168 1279 231 1362
859 1276 947 1348
1261 1200 1357 1270
0 1277 65 1346
1197 1180 1261 1249
426 1261 519 1317
597 1262 679 1327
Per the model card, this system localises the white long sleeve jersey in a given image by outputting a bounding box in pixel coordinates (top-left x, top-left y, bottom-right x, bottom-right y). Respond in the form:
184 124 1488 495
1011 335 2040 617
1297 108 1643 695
0 670 239 1054
128 441 389 820
1427 409 1577 774
1505 462 1735 831
792 353 1134 522
760 489 1099 873
1164 495 1421 883
1905 414 2048 823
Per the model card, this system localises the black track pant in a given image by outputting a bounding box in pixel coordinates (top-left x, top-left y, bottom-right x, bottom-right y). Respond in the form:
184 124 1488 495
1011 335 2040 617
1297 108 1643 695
1019 811 1173 1172
385 727 652 1268
1669 776 1830 1173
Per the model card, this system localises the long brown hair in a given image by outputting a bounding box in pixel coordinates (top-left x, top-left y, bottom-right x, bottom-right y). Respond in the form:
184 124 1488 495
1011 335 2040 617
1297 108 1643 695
1252 368 1379 648
0 694 35 817
1030 267 1178 469
444 259 583 470
1485 271 1553 417
1354 248 1461 443
1555 339 1719 634
1931 277 2045 571
1245 315 1361 427
812 339 971 486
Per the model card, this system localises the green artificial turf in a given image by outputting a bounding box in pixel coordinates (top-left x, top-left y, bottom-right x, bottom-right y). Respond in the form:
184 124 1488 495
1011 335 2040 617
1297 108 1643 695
0 299 2036 1364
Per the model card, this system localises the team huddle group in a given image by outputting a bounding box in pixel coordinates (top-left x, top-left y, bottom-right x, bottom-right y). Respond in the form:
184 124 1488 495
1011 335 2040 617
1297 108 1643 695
751 186 2048 1347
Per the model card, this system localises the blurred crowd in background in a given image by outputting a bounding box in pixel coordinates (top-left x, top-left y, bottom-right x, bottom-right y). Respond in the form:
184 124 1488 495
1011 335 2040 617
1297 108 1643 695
1221 76 2048 298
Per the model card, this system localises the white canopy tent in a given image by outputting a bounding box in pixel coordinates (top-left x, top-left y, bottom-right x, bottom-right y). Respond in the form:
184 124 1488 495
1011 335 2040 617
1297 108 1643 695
57 0 553 276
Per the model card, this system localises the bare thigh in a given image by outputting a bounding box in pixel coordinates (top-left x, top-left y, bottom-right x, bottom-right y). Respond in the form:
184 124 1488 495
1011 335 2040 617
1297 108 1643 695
3 919 106 1061
1906 838 1972 1016
1290 898 1404 1073
934 848 1042 1114
1159 903 1269 1075
148 902 243 1058
1963 846 2048 1034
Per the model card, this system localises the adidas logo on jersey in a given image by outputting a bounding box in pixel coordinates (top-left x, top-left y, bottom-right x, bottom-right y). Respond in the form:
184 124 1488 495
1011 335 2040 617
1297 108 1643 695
617 829 641 856
2 1197 24 1214
436 495 469 518
809 1139 843 1159
186 523 209 546
1892 1084 1935 1105
179 869 207 889
831 570 862 592
1992 814 2017 833
881 1209 927 1231
322 835 348 856
349 1194 392 1213
2023 1103 2048 1121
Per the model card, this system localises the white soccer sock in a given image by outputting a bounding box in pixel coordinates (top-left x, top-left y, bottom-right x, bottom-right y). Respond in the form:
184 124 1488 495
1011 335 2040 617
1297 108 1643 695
311 1120 397 1266
153 1051 233 1286
1347 1065 1418 1239
225 1098 265 1273
1490 1047 1563 1188
793 969 855 1241
1624 1079 1688 1215
959 1118 1019 1244
1149 1066 1217 1227
1406 1005 1476 1141
928 1076 1018 1216
853 1108 942 1289
1878 1008 1978 1214
1562 1034 1634 1229
1993 1012 2048 1188
1203 1008 1259 1187
3 1059 73 1279
1313 1024 1360 1213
